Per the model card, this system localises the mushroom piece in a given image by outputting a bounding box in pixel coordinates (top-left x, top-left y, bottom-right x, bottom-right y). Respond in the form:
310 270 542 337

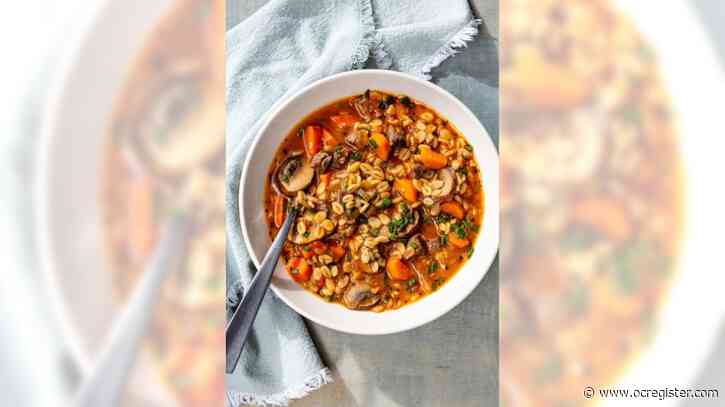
272 152 314 197
437 168 456 197
138 80 225 175
344 130 366 150
386 126 405 148
405 234 427 258
425 237 442 253
414 164 436 179
352 93 372 121
397 208 421 238
332 145 351 169
342 282 380 310
310 151 332 175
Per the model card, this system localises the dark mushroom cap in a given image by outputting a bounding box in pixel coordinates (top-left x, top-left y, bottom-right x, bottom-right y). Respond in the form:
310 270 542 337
272 151 314 197
343 282 380 310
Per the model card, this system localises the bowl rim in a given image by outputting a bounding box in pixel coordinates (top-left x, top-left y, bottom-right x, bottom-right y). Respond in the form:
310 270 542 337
239 69 499 335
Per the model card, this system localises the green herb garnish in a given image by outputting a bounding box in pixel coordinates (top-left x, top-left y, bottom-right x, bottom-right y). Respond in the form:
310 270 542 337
350 151 362 161
452 223 468 239
407 278 417 288
399 96 415 109
439 235 449 246
368 138 378 148
380 197 392 208
428 261 439 274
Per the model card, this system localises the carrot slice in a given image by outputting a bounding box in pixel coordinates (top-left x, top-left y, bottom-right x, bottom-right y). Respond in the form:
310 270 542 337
319 172 332 188
387 256 413 281
310 241 328 255
370 132 391 161
128 175 156 258
289 257 312 282
321 128 338 149
440 201 465 220
573 197 631 241
273 193 286 228
330 113 358 130
329 243 346 261
449 233 469 248
302 247 315 259
394 178 417 203
303 125 322 158
417 145 447 169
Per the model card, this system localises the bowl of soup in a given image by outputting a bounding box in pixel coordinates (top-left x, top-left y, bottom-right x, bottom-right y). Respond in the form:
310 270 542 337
239 70 499 335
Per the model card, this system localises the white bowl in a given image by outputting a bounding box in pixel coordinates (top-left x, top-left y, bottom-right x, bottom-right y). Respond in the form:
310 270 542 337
239 70 500 335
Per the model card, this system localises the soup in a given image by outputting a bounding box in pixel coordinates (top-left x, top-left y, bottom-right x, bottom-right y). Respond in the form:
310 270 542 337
102 0 224 405
500 0 682 405
264 90 485 311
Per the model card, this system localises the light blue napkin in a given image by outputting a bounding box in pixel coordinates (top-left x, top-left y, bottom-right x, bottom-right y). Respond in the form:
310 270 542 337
226 0 484 405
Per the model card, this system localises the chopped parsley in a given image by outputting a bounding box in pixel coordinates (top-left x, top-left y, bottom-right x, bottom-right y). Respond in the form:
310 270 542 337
432 277 444 290
436 213 452 223
407 278 418 288
452 222 468 239
379 95 397 110
368 138 378 148
467 246 474 258
399 96 415 109
303 231 311 238
428 261 439 274
462 218 478 232
380 197 392 209
387 208 414 239
350 151 362 161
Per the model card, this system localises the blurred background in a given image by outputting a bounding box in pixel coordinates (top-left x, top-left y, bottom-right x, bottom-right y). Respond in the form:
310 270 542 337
1 0 725 406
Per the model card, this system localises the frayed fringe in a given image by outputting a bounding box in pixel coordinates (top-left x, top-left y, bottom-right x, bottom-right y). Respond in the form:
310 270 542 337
352 0 392 70
371 30 393 69
226 368 334 406
415 18 482 80
351 0 378 69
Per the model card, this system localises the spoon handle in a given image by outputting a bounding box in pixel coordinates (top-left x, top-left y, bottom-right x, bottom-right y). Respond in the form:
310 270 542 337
226 207 298 374
74 212 189 407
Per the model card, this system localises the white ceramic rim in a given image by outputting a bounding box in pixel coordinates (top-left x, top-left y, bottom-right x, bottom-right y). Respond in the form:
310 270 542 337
36 0 177 404
239 69 500 335
608 1 725 401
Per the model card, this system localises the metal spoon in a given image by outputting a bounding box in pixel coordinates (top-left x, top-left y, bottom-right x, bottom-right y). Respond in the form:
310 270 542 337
73 211 189 407
226 206 298 373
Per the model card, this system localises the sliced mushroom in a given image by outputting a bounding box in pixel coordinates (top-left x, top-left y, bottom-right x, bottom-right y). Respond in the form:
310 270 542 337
352 93 372 121
273 152 314 197
345 130 366 150
386 126 405 148
414 164 436 179
332 145 351 169
437 168 456 197
425 237 442 253
139 81 225 175
310 151 332 175
406 234 426 258
398 208 421 238
410 261 433 294
343 282 380 310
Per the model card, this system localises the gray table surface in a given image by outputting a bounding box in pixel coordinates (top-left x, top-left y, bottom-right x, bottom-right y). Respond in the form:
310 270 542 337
227 1 500 406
